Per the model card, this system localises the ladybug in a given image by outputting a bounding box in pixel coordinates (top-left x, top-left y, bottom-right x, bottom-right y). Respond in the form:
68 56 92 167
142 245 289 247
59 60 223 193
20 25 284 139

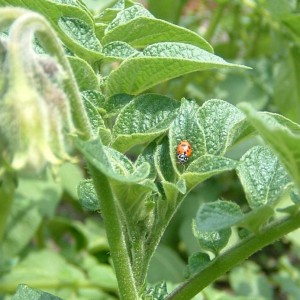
176 140 192 164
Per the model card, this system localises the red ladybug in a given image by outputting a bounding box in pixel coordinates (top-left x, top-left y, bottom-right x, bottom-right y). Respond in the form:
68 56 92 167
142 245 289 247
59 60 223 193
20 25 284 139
176 140 192 164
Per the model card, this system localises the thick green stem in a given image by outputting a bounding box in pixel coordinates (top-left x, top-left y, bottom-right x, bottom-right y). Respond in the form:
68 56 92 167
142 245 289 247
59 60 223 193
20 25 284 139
89 166 139 300
166 210 300 300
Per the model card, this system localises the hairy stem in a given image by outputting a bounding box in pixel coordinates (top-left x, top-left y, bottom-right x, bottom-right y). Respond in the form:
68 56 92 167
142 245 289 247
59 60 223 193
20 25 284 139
166 210 300 299
89 166 139 300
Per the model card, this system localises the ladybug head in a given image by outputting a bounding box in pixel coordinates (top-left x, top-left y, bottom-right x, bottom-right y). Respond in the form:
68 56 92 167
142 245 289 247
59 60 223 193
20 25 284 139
177 153 189 164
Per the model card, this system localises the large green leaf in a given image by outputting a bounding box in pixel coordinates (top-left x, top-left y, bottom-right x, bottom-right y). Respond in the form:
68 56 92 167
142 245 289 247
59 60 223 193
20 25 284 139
237 146 292 209
0 0 103 61
240 104 300 191
273 46 300 123
104 4 154 32
112 94 180 152
197 99 246 155
147 245 186 283
76 138 149 183
169 99 206 169
102 17 213 52
183 155 237 190
195 200 244 232
105 42 249 96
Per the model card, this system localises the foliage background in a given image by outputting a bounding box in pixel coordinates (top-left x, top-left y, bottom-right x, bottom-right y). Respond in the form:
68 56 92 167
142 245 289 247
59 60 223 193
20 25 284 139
1 0 300 299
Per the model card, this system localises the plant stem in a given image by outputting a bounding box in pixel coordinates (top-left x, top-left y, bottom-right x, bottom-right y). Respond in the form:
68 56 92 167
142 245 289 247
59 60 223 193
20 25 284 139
166 210 300 300
89 166 139 300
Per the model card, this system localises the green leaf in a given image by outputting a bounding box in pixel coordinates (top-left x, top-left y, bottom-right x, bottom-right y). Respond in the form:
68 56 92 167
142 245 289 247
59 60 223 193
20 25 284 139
237 146 291 209
169 99 205 169
135 140 157 180
102 41 140 60
102 17 213 52
82 90 106 112
161 180 186 202
105 4 154 32
81 253 117 290
111 179 157 222
186 252 211 278
69 218 109 252
112 94 180 152
0 176 62 260
104 93 133 117
76 138 149 183
183 155 237 190
82 95 106 135
58 16 101 51
147 245 186 283
193 220 231 255
238 205 275 233
68 56 99 91
2 0 102 61
195 200 244 232
198 99 246 155
148 0 186 23
105 42 249 96
155 137 176 182
273 46 300 123
77 179 100 211
12 284 63 300
241 105 300 188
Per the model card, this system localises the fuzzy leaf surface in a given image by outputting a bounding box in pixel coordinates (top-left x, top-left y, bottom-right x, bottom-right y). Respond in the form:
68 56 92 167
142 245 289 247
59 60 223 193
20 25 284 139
193 221 231 255
102 17 213 52
183 155 237 190
237 146 291 209
195 200 244 232
68 56 99 91
112 94 180 152
77 179 99 211
240 104 300 191
1 0 103 61
105 42 248 96
197 99 246 155
76 138 149 183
